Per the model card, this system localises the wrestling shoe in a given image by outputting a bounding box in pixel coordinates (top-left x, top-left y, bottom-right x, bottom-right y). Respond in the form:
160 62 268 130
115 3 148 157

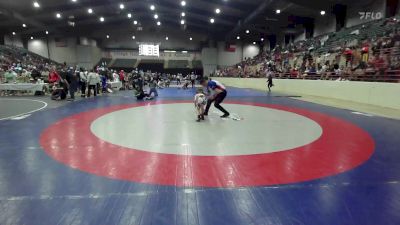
220 113 230 118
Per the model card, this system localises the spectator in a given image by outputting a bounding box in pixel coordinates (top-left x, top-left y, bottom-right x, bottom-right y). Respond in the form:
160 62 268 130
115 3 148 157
48 68 60 84
87 69 98 97
79 69 87 98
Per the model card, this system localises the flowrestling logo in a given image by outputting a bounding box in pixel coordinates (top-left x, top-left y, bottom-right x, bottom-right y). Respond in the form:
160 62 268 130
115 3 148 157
359 12 383 20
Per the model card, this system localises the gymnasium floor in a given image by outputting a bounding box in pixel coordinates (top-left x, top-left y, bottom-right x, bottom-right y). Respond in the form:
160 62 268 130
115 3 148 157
0 87 399 225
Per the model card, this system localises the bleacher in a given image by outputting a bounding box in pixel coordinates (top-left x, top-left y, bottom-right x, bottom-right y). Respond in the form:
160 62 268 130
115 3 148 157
97 58 112 67
110 59 137 68
138 59 164 72
192 60 203 69
0 45 60 68
220 16 400 83
168 60 189 69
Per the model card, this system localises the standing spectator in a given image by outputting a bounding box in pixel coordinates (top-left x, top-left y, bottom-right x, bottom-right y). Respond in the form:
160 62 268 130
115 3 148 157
148 78 158 97
190 72 196 88
361 42 370 63
79 69 87 98
344 48 353 68
266 69 274 92
119 70 125 90
48 68 60 84
176 73 182 85
87 69 98 97
66 67 78 101
95 71 101 95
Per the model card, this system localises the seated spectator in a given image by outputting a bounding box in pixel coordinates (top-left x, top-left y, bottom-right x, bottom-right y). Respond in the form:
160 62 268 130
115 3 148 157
373 54 387 76
30 67 41 81
4 69 17 83
133 85 153 100
51 78 69 100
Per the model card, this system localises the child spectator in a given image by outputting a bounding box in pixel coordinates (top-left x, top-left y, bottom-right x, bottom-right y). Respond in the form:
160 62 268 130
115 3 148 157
148 78 158 97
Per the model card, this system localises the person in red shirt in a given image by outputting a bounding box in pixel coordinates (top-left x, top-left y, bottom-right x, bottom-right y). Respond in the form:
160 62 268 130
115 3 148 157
119 70 125 90
373 55 386 76
290 67 299 78
344 48 353 68
48 68 60 84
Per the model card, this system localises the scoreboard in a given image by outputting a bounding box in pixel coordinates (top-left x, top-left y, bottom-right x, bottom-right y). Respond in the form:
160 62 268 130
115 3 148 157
139 44 160 57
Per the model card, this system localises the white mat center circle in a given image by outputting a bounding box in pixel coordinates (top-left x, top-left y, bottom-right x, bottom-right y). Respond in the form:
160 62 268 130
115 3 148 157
91 103 322 156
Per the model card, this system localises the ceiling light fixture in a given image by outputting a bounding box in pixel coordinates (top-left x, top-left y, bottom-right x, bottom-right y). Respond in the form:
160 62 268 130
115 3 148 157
150 5 155 10
56 13 61 18
210 18 215 23
253 42 256 45
119 4 125 9
215 8 221 14
133 20 138 25
154 14 158 19
106 35 110 39
181 1 186 6
71 0 77 2
276 9 281 14
88 8 93 14
157 21 161 26
30 36 34 40
45 30 49 34
180 19 185 25
127 13 132 18
166 36 169 40
320 10 326 15
181 12 185 17
246 30 250 34
12 32 16 35
132 35 135 39
22 24 27 28
99 17 105 22
261 38 264 41
189 37 192 41
33 1 40 8
237 36 240 40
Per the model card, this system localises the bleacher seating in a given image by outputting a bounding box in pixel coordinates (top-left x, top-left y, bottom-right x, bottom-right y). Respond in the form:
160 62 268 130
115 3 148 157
218 16 400 83
110 59 137 68
168 60 189 69
192 60 203 69
97 58 112 67
138 59 164 72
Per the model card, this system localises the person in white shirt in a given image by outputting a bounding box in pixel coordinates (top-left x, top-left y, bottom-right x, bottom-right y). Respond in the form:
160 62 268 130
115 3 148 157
194 88 207 122
176 74 181 85
112 71 119 82
87 70 98 97
190 72 197 88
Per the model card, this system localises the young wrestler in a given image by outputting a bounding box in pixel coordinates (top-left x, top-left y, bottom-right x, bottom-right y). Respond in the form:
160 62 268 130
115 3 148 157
194 88 207 122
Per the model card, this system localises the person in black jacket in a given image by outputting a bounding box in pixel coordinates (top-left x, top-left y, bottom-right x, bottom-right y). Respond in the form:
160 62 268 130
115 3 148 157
65 67 78 101
30 67 41 81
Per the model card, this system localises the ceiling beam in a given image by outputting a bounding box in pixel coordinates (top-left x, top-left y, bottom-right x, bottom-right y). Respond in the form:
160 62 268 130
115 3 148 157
225 0 275 40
